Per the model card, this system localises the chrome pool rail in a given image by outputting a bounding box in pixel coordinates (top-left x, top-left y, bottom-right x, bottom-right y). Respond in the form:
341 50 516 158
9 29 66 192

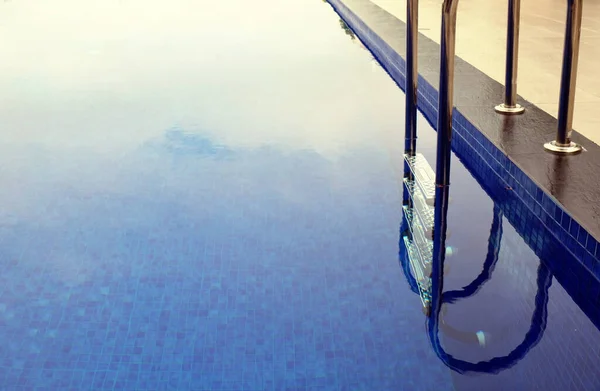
544 0 583 154
429 0 458 325
405 0 418 157
435 0 459 190
495 0 525 115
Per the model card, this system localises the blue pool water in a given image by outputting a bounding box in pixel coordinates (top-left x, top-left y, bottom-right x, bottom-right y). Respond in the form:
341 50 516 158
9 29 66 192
0 0 599 390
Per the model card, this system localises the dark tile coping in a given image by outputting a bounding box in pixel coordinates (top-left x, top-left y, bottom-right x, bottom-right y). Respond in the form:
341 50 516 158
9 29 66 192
326 0 600 281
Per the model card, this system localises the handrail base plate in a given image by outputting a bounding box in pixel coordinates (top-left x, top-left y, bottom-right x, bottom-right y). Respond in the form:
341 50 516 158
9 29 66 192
495 103 525 115
544 140 583 155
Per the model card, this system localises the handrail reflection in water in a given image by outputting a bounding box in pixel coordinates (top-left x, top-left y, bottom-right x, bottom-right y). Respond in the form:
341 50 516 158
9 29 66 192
429 155 552 373
442 205 503 304
428 261 553 374
399 188 553 373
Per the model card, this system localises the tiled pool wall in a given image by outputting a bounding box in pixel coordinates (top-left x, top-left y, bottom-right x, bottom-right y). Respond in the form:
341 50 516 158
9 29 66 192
326 0 600 282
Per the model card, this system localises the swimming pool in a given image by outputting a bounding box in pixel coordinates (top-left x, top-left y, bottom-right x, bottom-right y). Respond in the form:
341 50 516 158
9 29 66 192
0 0 599 390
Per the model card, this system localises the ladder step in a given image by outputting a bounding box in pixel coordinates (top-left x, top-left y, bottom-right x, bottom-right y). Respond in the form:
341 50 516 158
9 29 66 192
402 206 433 268
404 153 435 205
402 205 433 308
403 236 432 308
404 178 434 239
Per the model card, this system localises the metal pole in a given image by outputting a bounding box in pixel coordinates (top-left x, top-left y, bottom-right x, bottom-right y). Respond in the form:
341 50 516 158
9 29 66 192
405 0 418 157
403 0 419 211
429 167 450 323
435 0 459 188
429 0 458 320
544 0 583 154
495 0 525 114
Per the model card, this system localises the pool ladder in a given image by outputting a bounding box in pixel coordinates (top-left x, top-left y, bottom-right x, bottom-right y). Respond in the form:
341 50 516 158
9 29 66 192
400 0 557 372
403 0 586 308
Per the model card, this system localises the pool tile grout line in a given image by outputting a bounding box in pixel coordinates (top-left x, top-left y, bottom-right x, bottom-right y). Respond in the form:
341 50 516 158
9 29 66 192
326 0 600 280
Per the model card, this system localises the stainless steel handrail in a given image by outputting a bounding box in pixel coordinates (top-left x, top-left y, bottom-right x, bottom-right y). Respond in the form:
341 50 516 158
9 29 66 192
495 0 525 115
432 0 584 153
405 0 418 158
544 0 583 154
435 0 459 189
403 0 419 217
430 0 458 327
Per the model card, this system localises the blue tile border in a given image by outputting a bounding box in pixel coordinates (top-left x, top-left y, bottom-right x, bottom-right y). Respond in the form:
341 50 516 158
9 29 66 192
326 0 600 280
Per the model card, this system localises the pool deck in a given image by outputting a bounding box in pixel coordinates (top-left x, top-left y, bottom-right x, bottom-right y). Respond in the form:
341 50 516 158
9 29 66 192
372 0 600 147
326 0 600 280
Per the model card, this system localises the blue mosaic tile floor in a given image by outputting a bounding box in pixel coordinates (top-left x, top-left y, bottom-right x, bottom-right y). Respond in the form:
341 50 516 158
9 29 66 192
0 0 599 390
